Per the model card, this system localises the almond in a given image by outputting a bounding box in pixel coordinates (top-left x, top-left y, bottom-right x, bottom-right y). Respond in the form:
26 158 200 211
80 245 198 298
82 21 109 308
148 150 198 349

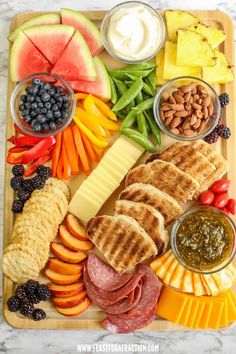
170 117 182 128
168 104 184 111
174 94 184 104
171 128 180 135
175 110 189 117
193 119 201 130
182 82 196 93
195 109 203 119
183 129 195 136
192 103 202 110
184 92 191 102
208 102 214 116
193 94 200 102
191 87 197 95
182 119 191 130
165 110 176 117
198 98 203 104
162 91 169 101
160 104 170 111
198 120 207 133
203 106 209 120
185 103 192 111
189 96 194 104
160 110 165 120
190 114 197 125
165 116 174 127
170 96 176 104
203 96 211 107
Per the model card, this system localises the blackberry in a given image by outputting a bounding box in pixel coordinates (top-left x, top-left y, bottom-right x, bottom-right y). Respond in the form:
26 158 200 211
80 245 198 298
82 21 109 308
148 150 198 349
11 199 24 213
21 179 35 193
20 301 34 317
32 308 46 321
10 176 23 191
15 284 28 301
7 296 21 312
219 93 229 108
17 189 31 202
12 165 24 176
31 175 45 189
26 292 41 305
204 130 219 144
36 165 52 180
217 124 231 140
37 284 51 301
25 279 40 294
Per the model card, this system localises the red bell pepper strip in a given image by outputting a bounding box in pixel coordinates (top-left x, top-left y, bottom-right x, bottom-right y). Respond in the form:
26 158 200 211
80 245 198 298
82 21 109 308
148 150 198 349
14 124 27 135
51 132 62 177
24 152 52 177
22 136 55 165
8 146 30 153
8 135 44 146
7 150 27 164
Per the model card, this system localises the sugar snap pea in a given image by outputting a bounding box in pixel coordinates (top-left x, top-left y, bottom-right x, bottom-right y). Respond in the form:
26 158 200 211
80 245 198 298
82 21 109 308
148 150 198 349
108 68 153 80
121 128 155 152
146 69 157 91
112 78 143 112
120 110 138 129
125 73 139 81
135 90 143 105
142 81 155 96
132 97 155 112
113 78 128 96
144 110 161 146
109 77 118 104
137 112 148 138
119 61 156 71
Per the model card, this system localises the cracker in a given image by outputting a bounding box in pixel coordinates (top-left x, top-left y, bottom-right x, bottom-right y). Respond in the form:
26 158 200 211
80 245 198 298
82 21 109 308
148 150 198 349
45 177 70 201
14 212 55 240
23 198 62 226
5 244 45 269
13 226 49 243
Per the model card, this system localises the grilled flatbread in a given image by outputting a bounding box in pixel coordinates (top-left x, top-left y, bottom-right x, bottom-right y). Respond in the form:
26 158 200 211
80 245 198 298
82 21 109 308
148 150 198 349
125 160 199 204
119 183 183 225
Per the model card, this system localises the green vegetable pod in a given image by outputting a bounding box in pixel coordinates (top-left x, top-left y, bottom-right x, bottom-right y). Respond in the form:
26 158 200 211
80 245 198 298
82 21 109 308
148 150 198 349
112 78 143 112
121 128 156 153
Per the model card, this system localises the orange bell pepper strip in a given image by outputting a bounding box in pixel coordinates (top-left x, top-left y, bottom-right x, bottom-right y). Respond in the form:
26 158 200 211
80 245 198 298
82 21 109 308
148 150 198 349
92 96 117 121
73 115 108 148
63 126 79 175
92 144 104 158
84 95 120 131
61 137 71 180
51 132 62 177
75 107 106 138
80 129 99 163
72 125 90 173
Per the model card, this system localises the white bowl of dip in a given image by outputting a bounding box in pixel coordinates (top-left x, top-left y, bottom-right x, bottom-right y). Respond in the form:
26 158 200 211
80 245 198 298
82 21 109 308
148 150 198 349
101 1 165 63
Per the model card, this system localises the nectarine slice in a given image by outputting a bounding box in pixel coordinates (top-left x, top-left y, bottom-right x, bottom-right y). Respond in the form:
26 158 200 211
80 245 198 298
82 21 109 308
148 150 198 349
51 243 87 264
45 268 81 285
59 225 94 251
48 258 83 275
66 214 88 241
55 297 91 316
49 282 84 298
53 290 86 308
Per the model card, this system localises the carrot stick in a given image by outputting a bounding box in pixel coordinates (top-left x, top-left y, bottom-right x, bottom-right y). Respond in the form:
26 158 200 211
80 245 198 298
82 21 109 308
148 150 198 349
72 125 90 173
61 136 71 180
51 132 62 177
57 152 64 180
80 129 99 163
63 126 79 175
92 144 104 158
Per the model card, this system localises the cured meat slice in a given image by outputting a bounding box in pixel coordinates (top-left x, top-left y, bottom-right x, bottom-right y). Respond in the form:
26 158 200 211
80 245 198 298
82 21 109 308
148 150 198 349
87 255 133 291
102 304 156 333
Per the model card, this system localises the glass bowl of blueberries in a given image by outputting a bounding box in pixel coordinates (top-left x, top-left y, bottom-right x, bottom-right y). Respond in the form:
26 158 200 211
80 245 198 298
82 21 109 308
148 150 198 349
10 72 76 137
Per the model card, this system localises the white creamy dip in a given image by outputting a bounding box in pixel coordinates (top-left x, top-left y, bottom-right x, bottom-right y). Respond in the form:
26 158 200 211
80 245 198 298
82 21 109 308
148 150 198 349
107 5 162 61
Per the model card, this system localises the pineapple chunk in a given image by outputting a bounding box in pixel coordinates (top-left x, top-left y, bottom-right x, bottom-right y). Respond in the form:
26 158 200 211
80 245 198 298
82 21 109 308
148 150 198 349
155 48 166 86
189 23 226 49
165 10 200 42
203 50 234 84
177 29 215 67
163 41 201 80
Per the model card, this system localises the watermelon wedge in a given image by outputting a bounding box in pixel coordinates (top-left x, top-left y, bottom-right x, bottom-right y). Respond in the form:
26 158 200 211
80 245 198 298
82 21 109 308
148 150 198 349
61 8 103 56
69 56 111 102
10 32 52 82
8 13 61 43
24 25 75 65
51 31 97 82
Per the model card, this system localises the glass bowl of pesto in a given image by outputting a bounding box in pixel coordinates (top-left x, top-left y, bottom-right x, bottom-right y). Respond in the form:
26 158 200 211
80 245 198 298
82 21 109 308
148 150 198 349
101 1 165 63
170 206 236 274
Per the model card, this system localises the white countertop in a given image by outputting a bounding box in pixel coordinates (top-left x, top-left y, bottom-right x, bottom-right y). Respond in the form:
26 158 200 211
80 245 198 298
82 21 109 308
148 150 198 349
1 1 236 353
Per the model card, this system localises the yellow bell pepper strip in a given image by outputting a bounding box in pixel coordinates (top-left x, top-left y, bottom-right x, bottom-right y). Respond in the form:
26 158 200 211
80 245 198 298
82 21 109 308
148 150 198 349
73 115 108 148
84 94 120 131
102 128 111 138
75 107 106 138
92 96 117 121
75 93 88 101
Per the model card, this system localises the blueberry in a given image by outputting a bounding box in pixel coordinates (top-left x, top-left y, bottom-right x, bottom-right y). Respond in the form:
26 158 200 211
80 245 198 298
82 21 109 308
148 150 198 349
41 93 51 103
32 123 42 131
30 110 37 118
19 104 25 111
63 102 69 109
54 111 61 118
39 89 46 96
61 111 68 119
27 95 35 103
36 115 47 124
35 108 41 115
56 95 63 103
56 118 64 124
32 78 42 86
43 83 51 90
31 119 37 126
47 88 55 96
50 98 56 104
35 96 42 103
20 95 27 102
22 109 29 116
56 86 64 94
52 104 58 112
54 93 60 99
63 94 69 103
31 102 38 110
49 121 57 130
23 115 31 124
31 85 39 95
24 102 31 109
26 86 34 94
57 102 63 109
45 102 51 109
38 102 44 108
41 107 47 114
46 110 54 120
42 123 50 131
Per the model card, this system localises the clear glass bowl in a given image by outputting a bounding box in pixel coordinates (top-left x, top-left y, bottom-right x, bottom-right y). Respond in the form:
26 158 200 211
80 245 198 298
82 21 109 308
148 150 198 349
170 206 236 274
101 1 165 63
10 72 76 137
153 76 221 141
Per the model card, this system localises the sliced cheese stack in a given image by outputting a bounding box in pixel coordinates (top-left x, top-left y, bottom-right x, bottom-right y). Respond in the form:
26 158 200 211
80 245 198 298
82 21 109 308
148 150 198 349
69 136 144 222
156 287 236 329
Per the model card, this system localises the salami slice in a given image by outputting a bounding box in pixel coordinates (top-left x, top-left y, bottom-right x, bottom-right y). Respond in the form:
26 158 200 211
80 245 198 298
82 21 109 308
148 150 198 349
102 304 156 333
87 255 133 291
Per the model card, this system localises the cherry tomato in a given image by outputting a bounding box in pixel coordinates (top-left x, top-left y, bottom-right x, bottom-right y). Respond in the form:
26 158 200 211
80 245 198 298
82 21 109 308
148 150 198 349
200 190 215 205
211 179 231 193
213 192 229 209
226 198 236 215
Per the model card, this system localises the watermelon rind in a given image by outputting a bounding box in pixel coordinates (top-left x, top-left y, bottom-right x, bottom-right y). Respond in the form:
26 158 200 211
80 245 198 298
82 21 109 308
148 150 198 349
24 25 75 65
69 56 111 102
61 8 103 56
8 13 61 42
51 30 97 82
10 31 52 82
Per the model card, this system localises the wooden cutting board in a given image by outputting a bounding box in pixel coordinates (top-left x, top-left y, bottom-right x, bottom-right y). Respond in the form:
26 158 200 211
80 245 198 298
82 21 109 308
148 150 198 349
3 10 236 330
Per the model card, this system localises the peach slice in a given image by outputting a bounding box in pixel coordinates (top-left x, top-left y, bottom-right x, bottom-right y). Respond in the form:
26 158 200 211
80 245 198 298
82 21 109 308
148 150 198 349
59 225 94 251
51 243 87 264
48 258 83 275
45 268 82 285
53 290 87 308
49 282 85 298
66 214 88 241
55 297 91 316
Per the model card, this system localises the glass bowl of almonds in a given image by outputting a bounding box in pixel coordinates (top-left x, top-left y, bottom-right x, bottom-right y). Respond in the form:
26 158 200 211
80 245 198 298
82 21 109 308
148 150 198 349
153 76 221 141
